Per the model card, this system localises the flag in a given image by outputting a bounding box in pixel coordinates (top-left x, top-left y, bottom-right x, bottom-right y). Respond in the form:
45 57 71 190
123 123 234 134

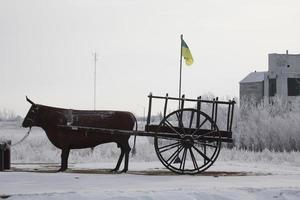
181 38 193 66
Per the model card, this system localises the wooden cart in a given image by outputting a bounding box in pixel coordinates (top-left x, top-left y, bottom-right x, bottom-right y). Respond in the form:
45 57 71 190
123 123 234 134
58 93 235 175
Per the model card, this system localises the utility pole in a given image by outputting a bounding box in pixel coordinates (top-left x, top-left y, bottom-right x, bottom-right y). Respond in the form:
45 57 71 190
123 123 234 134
93 52 98 110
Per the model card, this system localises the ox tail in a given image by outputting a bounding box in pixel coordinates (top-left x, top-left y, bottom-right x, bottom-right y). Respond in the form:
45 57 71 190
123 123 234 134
131 114 138 156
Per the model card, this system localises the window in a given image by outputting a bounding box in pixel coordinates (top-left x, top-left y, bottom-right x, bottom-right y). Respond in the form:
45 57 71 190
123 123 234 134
288 78 300 96
269 79 276 97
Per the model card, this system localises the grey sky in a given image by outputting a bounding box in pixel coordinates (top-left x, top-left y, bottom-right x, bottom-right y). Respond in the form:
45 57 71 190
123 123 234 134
0 0 299 117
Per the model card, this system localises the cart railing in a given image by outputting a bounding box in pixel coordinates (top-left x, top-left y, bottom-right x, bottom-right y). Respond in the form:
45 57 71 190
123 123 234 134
145 93 236 133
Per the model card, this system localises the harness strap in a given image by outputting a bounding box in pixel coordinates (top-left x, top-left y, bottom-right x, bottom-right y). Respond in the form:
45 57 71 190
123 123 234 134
11 127 32 147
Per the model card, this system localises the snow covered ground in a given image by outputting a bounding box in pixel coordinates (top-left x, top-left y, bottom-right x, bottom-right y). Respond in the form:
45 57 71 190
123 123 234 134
1 161 300 200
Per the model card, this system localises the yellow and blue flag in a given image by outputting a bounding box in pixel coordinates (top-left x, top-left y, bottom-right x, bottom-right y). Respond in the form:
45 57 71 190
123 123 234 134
181 38 193 66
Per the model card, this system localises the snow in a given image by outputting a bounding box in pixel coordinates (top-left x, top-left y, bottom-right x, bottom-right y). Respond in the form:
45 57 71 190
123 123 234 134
1 161 300 200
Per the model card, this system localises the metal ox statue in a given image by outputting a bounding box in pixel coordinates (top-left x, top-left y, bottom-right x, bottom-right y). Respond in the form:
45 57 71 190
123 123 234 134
22 97 136 173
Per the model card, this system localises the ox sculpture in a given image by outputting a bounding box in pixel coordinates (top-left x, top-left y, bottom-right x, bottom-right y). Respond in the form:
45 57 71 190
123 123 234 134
22 97 137 173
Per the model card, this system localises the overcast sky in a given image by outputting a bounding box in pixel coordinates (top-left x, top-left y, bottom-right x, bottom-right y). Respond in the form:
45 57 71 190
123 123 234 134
0 0 299 117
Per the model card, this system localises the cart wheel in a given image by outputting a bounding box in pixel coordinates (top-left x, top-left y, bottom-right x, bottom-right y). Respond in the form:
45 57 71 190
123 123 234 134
154 108 221 174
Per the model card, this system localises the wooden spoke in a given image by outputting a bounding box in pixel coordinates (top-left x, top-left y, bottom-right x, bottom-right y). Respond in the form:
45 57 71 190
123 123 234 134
158 142 181 153
199 118 208 128
179 148 187 171
192 145 212 162
166 146 184 166
189 110 195 129
164 120 182 136
189 147 199 171
192 118 208 136
175 112 186 135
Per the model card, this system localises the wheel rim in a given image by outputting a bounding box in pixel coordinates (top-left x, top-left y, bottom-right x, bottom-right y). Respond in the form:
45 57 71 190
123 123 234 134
154 108 221 174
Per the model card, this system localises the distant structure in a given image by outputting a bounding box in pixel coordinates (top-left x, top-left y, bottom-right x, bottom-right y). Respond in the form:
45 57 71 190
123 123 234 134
240 51 300 104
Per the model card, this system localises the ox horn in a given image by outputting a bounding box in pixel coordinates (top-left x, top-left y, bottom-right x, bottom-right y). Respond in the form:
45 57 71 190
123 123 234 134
26 96 35 105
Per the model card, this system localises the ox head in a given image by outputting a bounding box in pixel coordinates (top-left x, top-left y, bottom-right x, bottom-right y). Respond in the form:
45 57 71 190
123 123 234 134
22 96 40 128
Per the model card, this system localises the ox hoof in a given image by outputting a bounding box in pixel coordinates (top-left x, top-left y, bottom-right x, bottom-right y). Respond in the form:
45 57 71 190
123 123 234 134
120 169 128 173
57 168 67 172
110 169 119 174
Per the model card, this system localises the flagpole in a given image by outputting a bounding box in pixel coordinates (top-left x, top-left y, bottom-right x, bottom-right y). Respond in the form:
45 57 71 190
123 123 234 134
179 34 183 101
174 34 184 164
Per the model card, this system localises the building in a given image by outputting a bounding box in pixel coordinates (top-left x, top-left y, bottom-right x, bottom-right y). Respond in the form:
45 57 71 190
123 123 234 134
240 51 300 104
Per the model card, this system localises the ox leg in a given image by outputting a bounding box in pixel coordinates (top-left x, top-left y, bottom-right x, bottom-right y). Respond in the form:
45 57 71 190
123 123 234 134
58 147 70 172
120 143 131 173
111 144 125 173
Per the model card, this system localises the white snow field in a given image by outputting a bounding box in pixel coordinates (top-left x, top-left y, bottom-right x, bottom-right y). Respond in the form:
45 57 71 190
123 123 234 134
1 161 300 200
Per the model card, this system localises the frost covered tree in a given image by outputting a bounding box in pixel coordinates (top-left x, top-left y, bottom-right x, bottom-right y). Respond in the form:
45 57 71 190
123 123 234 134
233 97 300 152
